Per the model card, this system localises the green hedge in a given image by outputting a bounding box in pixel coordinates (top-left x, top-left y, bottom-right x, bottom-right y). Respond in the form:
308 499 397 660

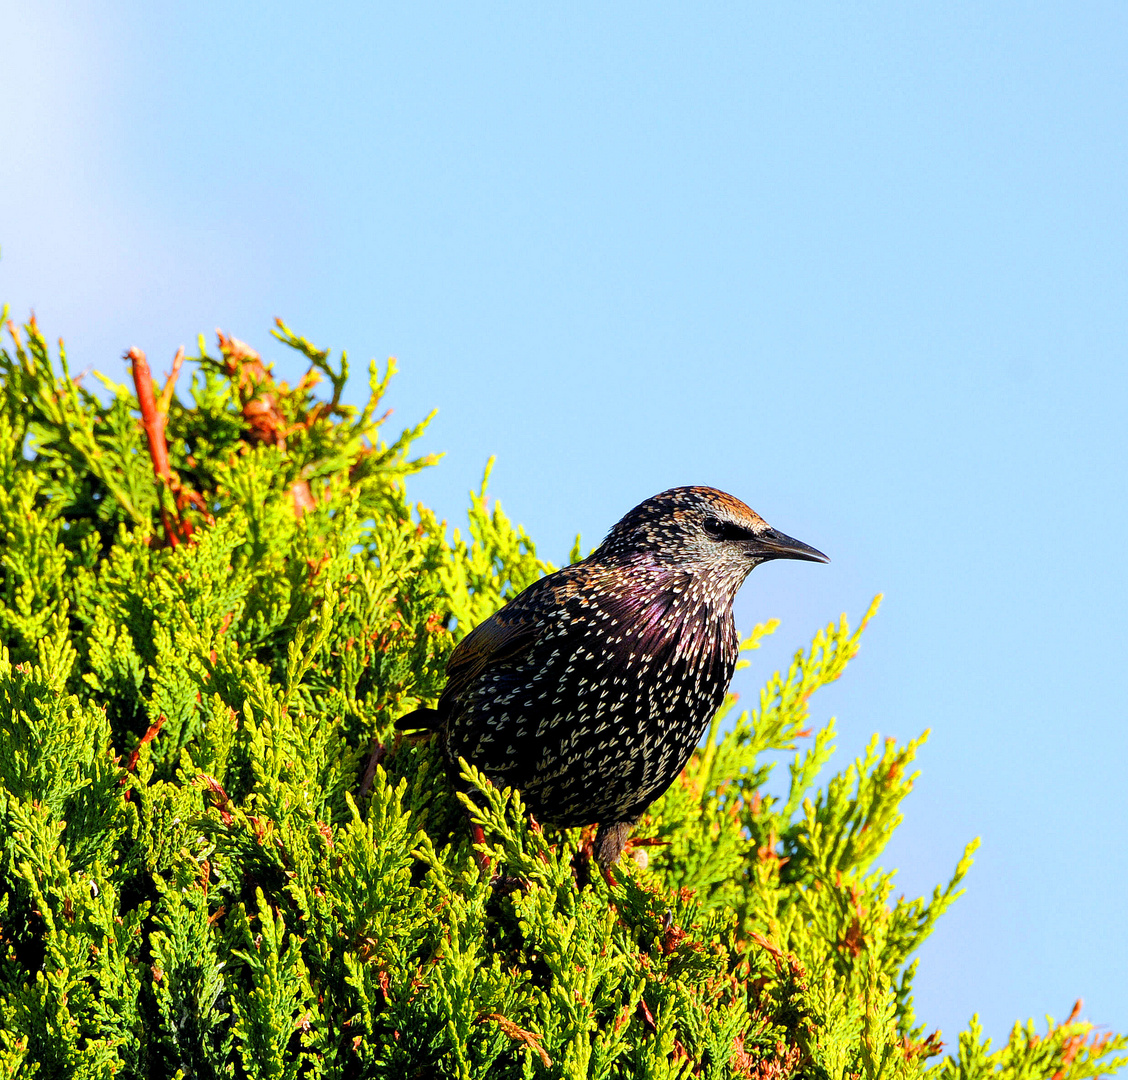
0 309 1122 1079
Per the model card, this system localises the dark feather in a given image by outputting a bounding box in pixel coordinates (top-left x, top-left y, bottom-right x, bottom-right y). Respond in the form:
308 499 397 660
394 706 442 732
415 486 826 870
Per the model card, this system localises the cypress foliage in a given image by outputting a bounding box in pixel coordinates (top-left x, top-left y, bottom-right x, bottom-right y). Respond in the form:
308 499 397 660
0 308 1122 1080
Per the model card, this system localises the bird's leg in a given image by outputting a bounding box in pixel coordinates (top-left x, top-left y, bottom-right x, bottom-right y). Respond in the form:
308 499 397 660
594 820 637 883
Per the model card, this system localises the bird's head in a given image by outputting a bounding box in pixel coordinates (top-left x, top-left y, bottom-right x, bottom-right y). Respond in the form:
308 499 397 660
592 486 828 591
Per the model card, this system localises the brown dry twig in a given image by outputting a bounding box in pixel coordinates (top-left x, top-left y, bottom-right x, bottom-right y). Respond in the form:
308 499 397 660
124 714 168 774
214 329 330 518
129 346 180 545
128 345 210 546
198 773 234 825
358 741 387 800
477 1013 552 1068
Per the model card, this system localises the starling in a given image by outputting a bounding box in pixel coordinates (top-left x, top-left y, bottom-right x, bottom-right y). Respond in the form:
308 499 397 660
410 487 828 869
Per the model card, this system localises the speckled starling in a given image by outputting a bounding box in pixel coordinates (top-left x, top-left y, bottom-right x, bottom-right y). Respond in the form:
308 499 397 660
412 487 828 869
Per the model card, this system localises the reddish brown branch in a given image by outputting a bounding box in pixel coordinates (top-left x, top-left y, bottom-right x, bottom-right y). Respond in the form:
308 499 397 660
124 714 167 773
129 347 170 480
129 346 179 546
128 345 206 545
636 998 658 1034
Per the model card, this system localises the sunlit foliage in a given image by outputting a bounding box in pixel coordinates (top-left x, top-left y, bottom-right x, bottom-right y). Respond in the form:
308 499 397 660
0 311 1121 1079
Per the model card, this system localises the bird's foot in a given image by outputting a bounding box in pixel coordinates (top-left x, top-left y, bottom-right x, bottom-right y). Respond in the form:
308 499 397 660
594 820 636 871
569 821 637 889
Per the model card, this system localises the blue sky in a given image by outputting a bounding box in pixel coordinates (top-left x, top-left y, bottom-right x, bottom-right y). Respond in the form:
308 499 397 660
3 0 1126 1043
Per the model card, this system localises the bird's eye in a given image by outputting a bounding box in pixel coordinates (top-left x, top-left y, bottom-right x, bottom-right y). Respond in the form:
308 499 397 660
703 516 752 542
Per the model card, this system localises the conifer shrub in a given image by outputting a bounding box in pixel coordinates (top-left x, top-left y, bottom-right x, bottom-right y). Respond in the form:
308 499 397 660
0 307 1122 1079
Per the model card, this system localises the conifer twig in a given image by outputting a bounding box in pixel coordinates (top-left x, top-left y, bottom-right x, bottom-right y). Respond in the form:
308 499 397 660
358 740 386 799
129 346 181 546
477 1014 552 1067
128 344 208 545
125 714 167 773
128 346 172 481
291 478 315 518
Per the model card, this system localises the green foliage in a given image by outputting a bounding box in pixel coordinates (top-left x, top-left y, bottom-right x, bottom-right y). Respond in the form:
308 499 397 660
0 307 1122 1080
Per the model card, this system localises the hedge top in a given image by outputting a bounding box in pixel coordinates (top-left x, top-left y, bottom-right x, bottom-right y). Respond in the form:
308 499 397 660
0 310 1121 1080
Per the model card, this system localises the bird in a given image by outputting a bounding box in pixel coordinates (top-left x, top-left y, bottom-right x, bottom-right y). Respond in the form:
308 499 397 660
404 486 828 870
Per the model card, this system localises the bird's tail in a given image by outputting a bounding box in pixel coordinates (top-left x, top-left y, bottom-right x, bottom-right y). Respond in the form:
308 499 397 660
394 706 441 733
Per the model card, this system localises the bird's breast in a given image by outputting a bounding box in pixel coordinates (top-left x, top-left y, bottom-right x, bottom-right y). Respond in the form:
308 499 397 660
443 571 740 825
564 580 737 723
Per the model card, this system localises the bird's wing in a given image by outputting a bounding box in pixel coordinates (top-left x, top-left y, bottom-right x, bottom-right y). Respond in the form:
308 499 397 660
439 606 540 711
437 569 580 714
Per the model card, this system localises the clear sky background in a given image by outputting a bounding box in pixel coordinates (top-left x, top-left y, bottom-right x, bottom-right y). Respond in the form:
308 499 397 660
3 0 1126 1046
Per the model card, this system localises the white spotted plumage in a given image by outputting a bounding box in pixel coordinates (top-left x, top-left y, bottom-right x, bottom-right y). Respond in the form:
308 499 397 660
422 486 828 867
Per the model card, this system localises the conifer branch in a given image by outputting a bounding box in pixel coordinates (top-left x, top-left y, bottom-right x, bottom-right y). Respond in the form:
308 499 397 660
128 344 196 546
0 312 1119 1080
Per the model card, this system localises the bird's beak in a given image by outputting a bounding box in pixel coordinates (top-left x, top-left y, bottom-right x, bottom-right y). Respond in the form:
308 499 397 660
753 527 830 564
